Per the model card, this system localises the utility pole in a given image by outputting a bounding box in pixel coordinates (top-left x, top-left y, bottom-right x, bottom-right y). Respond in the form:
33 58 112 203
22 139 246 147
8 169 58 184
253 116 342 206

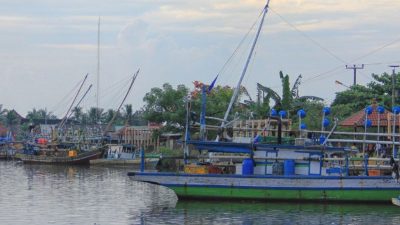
346 64 364 86
390 65 399 158
390 65 399 108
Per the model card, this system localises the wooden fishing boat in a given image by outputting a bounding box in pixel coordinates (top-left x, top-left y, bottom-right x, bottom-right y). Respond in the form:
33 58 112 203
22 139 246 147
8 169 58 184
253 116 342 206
16 148 103 165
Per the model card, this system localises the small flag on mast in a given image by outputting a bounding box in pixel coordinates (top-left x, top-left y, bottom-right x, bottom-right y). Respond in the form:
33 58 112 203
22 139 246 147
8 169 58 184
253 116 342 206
207 74 219 93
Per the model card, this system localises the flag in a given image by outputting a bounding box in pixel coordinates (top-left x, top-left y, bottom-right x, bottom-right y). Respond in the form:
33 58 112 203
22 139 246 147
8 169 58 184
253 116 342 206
207 74 219 93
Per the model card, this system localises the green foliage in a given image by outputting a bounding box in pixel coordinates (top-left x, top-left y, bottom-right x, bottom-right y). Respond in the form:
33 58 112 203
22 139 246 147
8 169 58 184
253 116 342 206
124 104 133 125
5 110 19 126
332 85 376 111
280 71 292 111
143 83 189 132
26 108 56 121
331 72 400 119
292 100 324 130
192 85 234 124
158 146 181 157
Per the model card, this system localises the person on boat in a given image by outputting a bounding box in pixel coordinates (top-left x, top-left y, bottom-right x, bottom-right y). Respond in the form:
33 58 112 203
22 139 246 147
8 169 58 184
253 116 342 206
390 156 399 182
253 133 262 144
350 143 358 152
375 143 382 157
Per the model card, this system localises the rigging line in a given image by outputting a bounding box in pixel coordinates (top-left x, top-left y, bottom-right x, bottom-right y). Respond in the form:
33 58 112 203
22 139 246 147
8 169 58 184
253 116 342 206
222 34 256 85
306 68 346 83
351 36 400 62
49 79 82 113
96 76 133 106
217 7 264 78
100 74 133 93
101 78 131 104
103 84 131 110
269 7 348 65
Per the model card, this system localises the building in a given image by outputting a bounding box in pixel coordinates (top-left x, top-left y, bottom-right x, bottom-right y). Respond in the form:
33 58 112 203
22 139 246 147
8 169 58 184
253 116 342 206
120 123 161 151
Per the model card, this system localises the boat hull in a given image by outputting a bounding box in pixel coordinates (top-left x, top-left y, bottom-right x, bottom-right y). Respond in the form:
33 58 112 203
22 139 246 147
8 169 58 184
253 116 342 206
392 197 400 206
128 172 400 202
16 150 102 165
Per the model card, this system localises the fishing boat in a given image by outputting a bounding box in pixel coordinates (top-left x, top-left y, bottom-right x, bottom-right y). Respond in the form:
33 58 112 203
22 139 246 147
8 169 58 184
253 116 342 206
128 1 400 203
0 134 16 160
89 143 160 168
16 145 103 165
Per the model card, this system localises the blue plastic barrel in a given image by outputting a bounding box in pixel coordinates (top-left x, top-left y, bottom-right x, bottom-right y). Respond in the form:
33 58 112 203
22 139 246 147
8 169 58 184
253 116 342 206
242 158 254 175
284 159 295 176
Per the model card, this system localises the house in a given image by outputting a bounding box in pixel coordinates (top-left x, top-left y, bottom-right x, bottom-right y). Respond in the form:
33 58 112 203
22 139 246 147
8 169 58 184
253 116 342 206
120 122 161 151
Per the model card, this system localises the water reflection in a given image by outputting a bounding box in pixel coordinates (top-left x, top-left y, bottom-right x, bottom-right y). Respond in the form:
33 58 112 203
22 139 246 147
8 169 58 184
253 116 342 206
141 200 400 225
1 161 399 225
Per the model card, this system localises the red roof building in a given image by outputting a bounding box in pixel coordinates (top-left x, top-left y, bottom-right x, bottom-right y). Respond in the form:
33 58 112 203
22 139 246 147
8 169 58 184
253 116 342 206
339 105 395 128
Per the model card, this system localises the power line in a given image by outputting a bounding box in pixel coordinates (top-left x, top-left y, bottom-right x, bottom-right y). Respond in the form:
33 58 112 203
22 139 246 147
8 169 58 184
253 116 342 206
269 7 348 65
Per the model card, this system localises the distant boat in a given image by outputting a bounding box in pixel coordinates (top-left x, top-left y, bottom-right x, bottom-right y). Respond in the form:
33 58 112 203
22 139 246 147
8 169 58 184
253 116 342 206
16 145 103 165
90 144 159 168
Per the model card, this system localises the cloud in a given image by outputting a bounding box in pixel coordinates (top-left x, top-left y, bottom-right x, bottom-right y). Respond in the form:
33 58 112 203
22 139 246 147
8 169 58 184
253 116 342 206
1 0 400 115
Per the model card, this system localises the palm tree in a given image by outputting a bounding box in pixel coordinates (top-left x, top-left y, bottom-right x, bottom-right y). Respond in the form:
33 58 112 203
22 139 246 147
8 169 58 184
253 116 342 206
26 108 57 121
257 72 323 112
88 107 102 125
72 107 83 123
124 104 133 125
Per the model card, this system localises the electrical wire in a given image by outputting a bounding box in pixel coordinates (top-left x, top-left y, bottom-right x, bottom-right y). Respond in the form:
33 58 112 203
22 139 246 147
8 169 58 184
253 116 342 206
217 7 265 84
270 7 348 65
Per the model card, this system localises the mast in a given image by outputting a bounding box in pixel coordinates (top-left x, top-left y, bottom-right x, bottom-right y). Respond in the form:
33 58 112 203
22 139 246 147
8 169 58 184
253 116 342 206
97 17 101 123
59 74 89 129
221 0 271 129
103 69 140 136
64 84 93 122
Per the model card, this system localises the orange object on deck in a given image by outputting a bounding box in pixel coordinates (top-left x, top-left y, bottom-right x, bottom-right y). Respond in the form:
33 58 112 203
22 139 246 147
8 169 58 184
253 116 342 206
37 138 48 145
368 169 381 176
184 164 208 174
68 150 77 157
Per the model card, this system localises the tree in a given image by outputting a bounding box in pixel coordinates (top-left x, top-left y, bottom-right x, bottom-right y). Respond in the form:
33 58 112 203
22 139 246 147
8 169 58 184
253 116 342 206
257 72 323 116
331 71 400 119
5 110 19 127
72 107 83 123
87 107 103 125
26 108 57 121
143 83 189 132
124 104 133 125
280 71 292 111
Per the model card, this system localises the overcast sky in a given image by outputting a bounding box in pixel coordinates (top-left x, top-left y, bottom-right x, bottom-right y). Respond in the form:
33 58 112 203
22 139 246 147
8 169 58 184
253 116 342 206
1 0 400 117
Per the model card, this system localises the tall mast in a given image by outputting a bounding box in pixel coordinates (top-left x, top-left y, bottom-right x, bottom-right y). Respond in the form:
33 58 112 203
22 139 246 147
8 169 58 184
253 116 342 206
59 74 89 129
221 0 270 128
97 16 101 123
103 69 140 136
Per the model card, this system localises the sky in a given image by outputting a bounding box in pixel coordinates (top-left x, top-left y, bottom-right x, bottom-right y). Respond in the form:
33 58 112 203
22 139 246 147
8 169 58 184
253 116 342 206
1 0 400 117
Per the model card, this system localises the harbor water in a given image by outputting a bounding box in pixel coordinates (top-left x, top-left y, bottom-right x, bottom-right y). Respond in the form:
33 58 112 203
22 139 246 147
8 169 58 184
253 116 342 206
1 160 400 225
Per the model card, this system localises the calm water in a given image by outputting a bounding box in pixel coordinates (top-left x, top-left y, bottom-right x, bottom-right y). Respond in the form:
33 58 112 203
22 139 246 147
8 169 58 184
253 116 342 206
1 161 400 225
